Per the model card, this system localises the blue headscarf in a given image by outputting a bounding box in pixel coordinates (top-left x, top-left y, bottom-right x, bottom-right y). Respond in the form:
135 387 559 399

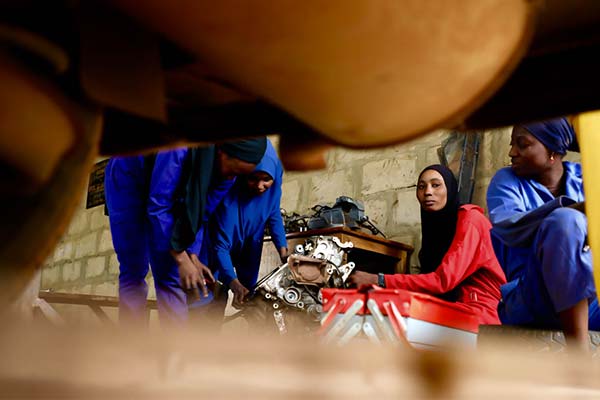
239 140 284 238
522 117 579 155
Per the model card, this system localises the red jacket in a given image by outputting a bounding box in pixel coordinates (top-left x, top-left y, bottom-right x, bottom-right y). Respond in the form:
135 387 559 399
385 205 506 325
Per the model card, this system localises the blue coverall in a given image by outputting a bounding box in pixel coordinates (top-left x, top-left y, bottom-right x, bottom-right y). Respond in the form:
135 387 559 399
487 162 600 329
212 140 287 290
105 148 234 324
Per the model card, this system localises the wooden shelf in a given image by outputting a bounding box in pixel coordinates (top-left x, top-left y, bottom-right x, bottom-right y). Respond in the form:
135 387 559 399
278 227 414 274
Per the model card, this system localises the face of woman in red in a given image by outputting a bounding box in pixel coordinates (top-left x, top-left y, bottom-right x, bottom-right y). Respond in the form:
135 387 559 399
509 126 554 179
416 169 447 212
246 171 274 196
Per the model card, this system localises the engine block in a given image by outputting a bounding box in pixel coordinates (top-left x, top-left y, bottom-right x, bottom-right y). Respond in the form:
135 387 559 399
244 236 355 334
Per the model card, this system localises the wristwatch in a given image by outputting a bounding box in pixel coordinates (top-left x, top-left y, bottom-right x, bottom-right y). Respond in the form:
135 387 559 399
378 273 386 288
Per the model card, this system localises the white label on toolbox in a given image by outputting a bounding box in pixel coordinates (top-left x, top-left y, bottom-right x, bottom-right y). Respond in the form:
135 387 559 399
406 318 477 349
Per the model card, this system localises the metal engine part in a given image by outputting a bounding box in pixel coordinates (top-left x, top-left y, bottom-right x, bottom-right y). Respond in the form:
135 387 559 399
288 254 329 286
244 236 355 334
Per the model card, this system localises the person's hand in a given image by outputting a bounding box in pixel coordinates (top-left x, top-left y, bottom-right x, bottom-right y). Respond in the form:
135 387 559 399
348 270 378 288
279 247 289 263
567 201 586 214
190 253 215 297
170 250 208 298
230 279 250 309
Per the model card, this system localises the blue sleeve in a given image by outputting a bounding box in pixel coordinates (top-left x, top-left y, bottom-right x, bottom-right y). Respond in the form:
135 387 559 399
147 148 188 251
268 202 287 250
186 225 204 256
212 201 238 286
487 170 576 247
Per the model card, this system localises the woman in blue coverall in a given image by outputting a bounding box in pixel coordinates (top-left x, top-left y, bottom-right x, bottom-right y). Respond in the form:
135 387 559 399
105 138 266 325
487 118 599 350
211 139 287 311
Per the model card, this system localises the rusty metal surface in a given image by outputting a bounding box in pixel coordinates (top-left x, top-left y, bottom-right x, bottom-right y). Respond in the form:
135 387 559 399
109 0 537 147
79 2 166 122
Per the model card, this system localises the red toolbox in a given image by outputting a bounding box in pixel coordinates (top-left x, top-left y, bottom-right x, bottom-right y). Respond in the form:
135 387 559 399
319 287 479 349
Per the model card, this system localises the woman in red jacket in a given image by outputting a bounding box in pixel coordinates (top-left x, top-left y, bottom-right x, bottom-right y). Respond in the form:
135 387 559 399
349 164 506 325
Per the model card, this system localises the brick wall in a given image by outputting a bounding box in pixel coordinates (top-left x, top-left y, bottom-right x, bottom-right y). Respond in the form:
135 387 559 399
280 128 512 273
41 129 515 294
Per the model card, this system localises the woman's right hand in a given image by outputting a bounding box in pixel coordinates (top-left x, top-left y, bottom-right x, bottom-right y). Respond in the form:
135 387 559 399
229 279 250 309
348 270 379 288
278 247 289 263
170 250 209 297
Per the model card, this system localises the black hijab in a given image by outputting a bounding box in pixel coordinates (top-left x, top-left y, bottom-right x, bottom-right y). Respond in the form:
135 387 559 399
170 137 267 252
418 164 460 275
220 139 268 164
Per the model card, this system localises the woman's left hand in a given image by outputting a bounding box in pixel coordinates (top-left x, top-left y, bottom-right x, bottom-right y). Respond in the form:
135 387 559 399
230 279 250 309
348 270 378 288
279 247 289 263
567 201 586 214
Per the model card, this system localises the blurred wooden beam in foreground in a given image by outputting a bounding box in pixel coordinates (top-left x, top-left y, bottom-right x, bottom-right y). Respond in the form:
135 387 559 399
574 110 600 302
0 325 598 399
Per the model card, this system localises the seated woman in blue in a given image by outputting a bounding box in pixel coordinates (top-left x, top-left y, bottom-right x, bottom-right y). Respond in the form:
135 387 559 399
487 117 599 350
212 140 288 309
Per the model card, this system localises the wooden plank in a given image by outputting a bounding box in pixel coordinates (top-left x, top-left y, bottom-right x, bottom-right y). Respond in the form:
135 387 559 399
2 326 600 398
89 305 116 326
32 298 65 325
8 269 41 321
38 291 158 310
284 227 414 252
